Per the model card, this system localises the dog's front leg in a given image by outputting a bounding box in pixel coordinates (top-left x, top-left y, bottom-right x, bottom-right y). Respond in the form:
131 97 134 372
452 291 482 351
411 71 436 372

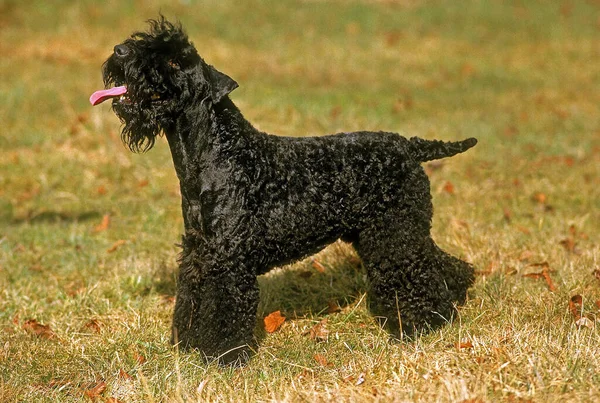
171 257 259 366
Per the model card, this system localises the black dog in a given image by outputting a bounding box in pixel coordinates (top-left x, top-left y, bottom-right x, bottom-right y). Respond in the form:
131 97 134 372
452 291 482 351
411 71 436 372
91 18 476 365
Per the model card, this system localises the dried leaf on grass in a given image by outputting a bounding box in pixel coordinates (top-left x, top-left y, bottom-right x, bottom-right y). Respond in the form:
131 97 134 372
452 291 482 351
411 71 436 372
443 181 455 194
313 353 331 367
119 369 133 380
569 295 583 320
133 352 146 365
82 319 102 333
312 259 326 273
83 381 106 399
523 262 556 291
304 319 329 342
569 295 596 329
456 341 474 350
107 240 127 253
327 300 341 314
264 310 285 333
93 214 110 233
22 319 56 340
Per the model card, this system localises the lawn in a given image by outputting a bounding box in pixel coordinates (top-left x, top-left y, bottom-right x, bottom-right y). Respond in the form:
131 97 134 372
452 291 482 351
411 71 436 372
1 0 599 401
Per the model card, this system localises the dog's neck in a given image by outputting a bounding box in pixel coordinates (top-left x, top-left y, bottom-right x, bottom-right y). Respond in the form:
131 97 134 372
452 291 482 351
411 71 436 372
162 97 257 231
163 97 250 179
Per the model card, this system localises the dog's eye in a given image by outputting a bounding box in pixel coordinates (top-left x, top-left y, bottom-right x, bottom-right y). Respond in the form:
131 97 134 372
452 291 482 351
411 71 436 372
168 60 179 69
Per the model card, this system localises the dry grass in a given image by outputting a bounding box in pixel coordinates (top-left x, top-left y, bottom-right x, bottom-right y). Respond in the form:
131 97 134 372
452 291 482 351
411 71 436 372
1 0 600 402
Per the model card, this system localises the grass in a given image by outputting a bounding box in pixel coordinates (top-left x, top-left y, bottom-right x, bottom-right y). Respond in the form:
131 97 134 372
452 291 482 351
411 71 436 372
1 0 599 401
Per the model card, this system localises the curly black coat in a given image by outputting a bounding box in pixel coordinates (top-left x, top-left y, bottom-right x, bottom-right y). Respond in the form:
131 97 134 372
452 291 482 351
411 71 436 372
92 17 477 365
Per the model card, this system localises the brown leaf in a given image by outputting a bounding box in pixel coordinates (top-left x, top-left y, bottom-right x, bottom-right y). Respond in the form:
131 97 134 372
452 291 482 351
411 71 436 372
83 381 107 399
312 259 326 273
93 214 110 233
595 300 600 310
559 238 577 253
96 185 108 196
456 341 474 349
327 300 341 314
524 262 556 292
83 319 102 333
306 319 329 342
569 295 583 320
313 353 330 367
264 310 285 333
443 181 455 194
22 319 56 340
107 240 127 253
532 192 547 204
133 352 146 365
119 368 133 381
137 179 149 188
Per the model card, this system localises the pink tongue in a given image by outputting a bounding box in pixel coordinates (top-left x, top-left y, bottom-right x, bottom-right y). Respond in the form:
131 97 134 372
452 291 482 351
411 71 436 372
89 86 128 106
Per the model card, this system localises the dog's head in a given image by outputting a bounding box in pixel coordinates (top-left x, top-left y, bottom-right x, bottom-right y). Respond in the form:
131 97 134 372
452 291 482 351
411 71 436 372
91 17 238 152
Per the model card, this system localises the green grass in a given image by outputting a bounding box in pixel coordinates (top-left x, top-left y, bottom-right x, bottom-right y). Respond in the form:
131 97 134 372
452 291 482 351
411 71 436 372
1 0 600 401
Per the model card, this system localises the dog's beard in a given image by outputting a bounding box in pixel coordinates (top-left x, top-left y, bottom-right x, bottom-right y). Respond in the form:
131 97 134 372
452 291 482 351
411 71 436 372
113 101 161 152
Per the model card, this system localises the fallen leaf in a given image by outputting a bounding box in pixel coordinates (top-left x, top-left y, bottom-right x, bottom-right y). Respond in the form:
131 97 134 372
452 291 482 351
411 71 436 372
83 319 102 333
264 311 285 333
306 319 329 342
119 369 133 381
314 353 330 367
443 181 455 194
107 240 127 253
559 238 577 253
93 214 110 233
22 319 56 340
96 185 108 196
312 260 326 273
456 341 474 349
532 192 547 204
83 381 107 399
524 262 556 292
569 295 583 320
137 179 149 188
133 352 146 365
327 300 341 314
596 300 600 310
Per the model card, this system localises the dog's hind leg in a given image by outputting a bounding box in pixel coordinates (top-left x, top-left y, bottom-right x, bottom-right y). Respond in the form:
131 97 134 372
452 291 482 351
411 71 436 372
354 168 474 336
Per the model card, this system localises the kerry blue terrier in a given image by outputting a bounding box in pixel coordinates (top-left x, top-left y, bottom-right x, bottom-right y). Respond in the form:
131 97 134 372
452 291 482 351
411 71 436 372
91 18 476 365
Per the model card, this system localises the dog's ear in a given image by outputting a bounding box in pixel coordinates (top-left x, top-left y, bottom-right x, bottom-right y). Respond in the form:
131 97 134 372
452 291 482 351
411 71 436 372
206 65 238 103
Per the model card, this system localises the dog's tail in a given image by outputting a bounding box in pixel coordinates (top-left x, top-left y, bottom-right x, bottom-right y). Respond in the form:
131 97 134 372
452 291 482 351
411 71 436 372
409 137 477 163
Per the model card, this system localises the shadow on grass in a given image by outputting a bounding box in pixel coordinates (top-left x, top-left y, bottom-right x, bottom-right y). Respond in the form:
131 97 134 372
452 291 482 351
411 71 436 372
10 210 103 225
